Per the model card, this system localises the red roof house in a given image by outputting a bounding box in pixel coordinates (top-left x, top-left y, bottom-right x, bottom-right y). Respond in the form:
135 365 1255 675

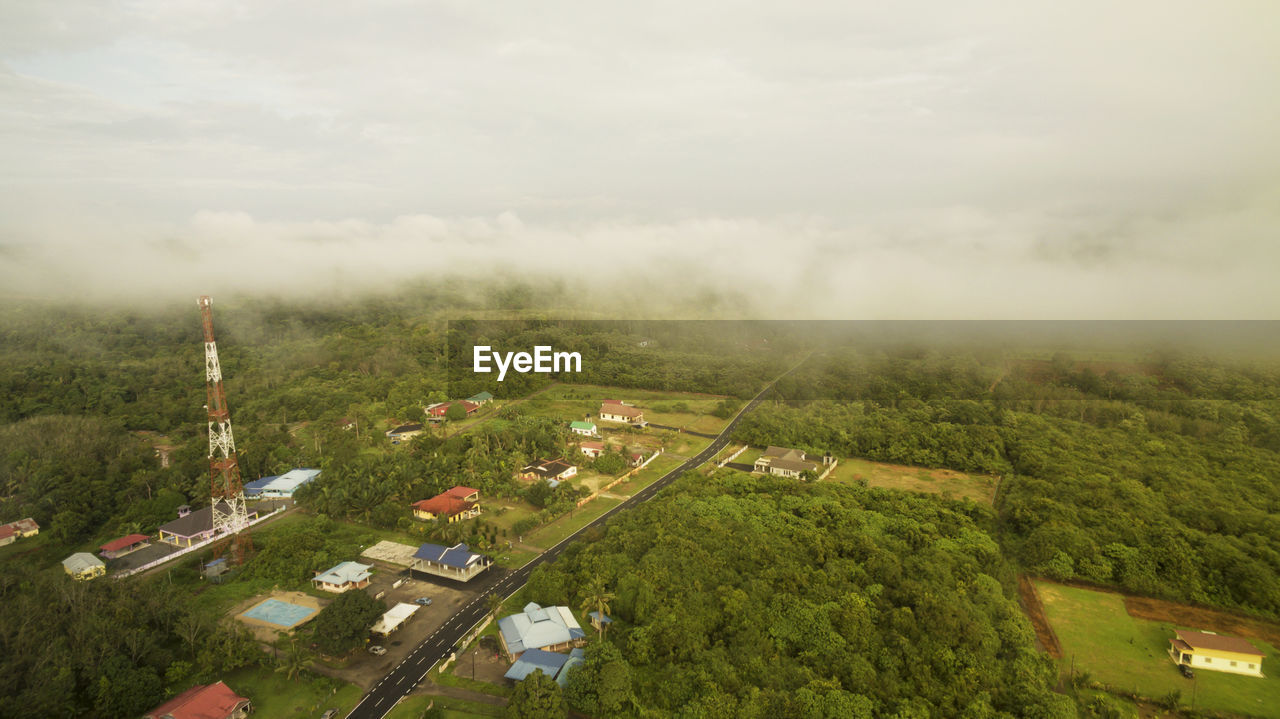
99 533 151 559
428 400 479 418
143 681 251 719
412 489 481 523
0 526 15 546
444 486 480 502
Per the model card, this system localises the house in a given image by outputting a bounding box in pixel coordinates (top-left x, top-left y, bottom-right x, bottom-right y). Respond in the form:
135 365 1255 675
62 552 106 580
579 441 605 459
386 423 425 442
497 602 587 660
0 518 39 539
754 446 821 478
569 421 597 437
242 468 320 498
628 452 645 468
588 611 613 632
467 391 495 406
143 681 251 719
518 458 578 482
503 647 585 687
412 493 481 523
312 561 373 593
445 486 480 502
1169 630 1265 677
412 542 491 582
427 400 479 419
0 527 13 547
158 502 263 547
99 533 150 559
599 402 643 424
371 602 421 636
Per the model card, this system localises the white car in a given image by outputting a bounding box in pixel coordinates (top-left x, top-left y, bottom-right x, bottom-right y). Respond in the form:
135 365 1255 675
368 645 387 656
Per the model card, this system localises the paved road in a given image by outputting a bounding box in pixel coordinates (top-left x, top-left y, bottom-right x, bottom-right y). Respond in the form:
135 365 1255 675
345 376 787 718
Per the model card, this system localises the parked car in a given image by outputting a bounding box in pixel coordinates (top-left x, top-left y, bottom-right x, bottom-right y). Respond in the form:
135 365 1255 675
1179 664 1195 679
414 596 433 606
368 645 387 656
321 710 338 719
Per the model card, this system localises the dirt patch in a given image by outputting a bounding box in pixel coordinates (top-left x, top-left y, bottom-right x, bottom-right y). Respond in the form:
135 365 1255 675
1018 575 1063 658
451 642 509 686
1123 595 1280 649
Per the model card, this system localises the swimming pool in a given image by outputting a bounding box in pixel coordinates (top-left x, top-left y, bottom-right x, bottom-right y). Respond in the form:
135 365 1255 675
241 598 318 628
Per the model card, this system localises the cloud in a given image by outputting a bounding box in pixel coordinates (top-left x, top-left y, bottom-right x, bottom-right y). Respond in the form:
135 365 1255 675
1 2 1278 316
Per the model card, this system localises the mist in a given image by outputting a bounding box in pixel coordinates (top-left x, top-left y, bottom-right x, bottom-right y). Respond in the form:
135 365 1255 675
2 1 1279 317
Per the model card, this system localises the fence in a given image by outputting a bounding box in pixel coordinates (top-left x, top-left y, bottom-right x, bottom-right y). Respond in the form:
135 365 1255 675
574 449 664 508
112 504 287 579
717 444 748 468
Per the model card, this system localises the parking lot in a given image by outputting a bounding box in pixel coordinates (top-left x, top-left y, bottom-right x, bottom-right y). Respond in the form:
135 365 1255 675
339 560 492 689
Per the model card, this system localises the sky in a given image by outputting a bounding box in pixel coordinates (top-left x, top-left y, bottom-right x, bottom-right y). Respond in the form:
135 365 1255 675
1 1 1278 316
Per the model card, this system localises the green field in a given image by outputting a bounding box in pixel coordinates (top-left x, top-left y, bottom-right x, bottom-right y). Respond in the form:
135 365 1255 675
824 457 997 505
609 453 683 495
221 667 364 718
1037 581 1280 718
516 383 732 435
385 694 503 718
524 497 621 549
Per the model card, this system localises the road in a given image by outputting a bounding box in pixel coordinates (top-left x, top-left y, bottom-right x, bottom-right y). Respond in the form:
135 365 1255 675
345 375 786 718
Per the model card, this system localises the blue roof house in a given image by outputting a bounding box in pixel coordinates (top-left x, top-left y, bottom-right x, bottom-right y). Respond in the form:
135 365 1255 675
497 602 586 659
412 542 491 582
312 561 373 593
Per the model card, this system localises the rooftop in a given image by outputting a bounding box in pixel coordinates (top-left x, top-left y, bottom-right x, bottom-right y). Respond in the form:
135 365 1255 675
1174 630 1263 657
62 552 105 573
412 495 475 517
498 602 586 655
600 403 642 417
313 561 373 585
504 648 570 682
100 533 150 552
143 681 250 719
414 542 485 569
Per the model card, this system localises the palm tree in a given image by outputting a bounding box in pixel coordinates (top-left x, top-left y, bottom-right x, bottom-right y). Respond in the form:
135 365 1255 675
274 635 315 682
580 575 616 639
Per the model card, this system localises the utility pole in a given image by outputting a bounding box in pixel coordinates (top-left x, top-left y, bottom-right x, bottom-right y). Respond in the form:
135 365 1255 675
199 296 252 564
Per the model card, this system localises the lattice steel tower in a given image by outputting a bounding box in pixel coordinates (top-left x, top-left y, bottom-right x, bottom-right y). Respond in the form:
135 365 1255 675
198 296 251 556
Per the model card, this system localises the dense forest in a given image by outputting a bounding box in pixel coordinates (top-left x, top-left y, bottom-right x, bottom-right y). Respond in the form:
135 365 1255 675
526 473 1073 718
737 349 1280 617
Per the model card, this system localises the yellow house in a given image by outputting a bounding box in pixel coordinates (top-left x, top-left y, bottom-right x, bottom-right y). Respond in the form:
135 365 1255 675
62 552 106 581
1170 630 1264 677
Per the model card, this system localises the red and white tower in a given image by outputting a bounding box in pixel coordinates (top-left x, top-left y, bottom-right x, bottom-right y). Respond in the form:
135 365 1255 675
198 296 251 547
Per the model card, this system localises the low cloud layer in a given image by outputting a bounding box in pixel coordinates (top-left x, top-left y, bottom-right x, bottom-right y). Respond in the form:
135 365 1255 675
2 2 1278 316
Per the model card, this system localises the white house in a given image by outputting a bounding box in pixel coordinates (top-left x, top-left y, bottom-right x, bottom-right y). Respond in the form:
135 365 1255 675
1169 630 1265 677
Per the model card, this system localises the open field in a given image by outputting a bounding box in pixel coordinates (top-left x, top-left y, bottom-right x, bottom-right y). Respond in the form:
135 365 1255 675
610 453 684 495
516 382 732 435
1036 580 1280 718
825 457 998 505
222 666 363 718
524 497 621 549
386 695 502 718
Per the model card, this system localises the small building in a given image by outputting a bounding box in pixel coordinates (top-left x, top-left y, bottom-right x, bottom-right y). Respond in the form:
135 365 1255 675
754 446 820 478
467 391 495 406
243 468 320 499
203 557 230 581
412 494 480 523
579 441 605 459
599 402 643 424
518 458 578 483
99 533 150 559
588 611 613 632
158 502 262 547
427 400 479 418
569 421 598 437
445 486 480 502
0 518 39 539
504 647 585 687
386 423 425 442
312 561 373 593
62 552 106 581
143 681 251 719
497 602 587 660
628 452 645 468
371 602 421 636
412 542 491 582
1169 630 1265 677
0 526 14 547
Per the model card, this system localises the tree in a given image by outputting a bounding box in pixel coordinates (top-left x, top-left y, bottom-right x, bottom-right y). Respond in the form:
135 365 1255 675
446 402 468 422
579 575 615 639
505 669 567 719
275 635 315 682
311 590 385 656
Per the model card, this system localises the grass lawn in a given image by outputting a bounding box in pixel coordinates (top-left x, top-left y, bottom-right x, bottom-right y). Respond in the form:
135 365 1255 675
486 502 539 534
824 456 997 506
1037 581 1280 718
491 547 540 569
611 454 683 495
515 383 732 435
524 497 621 549
221 666 362 718
385 695 503 718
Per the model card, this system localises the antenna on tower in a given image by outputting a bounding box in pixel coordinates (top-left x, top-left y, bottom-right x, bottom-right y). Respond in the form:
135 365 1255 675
199 295 252 564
